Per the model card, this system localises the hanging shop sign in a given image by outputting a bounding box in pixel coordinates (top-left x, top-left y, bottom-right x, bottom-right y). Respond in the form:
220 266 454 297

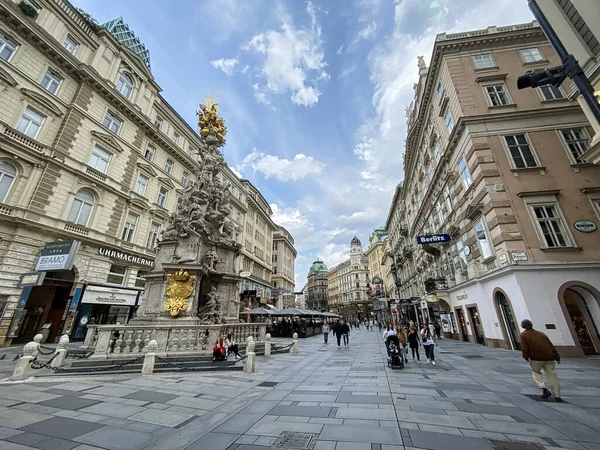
440 313 455 333
239 271 252 278
18 271 46 287
574 219 597 233
35 240 80 272
81 285 139 306
99 247 154 268
416 234 451 245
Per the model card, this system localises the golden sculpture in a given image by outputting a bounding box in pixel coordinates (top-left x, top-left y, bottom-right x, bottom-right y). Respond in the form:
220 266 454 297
164 269 195 317
197 93 227 145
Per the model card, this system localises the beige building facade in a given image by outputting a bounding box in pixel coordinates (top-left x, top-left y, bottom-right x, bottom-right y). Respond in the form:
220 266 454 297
271 226 296 309
386 22 600 357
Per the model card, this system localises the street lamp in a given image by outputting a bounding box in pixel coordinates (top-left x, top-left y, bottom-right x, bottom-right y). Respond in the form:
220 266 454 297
518 0 600 126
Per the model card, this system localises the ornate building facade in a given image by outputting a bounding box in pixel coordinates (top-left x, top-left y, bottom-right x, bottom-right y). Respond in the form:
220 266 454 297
386 22 600 356
271 226 296 309
306 259 328 311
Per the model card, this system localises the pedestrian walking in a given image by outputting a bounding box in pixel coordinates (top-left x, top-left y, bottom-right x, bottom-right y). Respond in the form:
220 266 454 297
341 320 350 348
434 321 441 340
378 321 383 332
520 319 562 402
421 323 437 365
407 321 421 363
333 320 343 348
397 326 409 363
323 323 330 344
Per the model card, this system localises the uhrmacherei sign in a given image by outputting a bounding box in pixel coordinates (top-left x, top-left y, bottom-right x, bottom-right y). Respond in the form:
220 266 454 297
99 247 154 268
416 234 451 245
35 240 80 272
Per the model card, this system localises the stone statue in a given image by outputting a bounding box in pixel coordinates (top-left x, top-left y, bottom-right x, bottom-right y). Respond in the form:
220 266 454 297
198 286 225 324
417 55 427 69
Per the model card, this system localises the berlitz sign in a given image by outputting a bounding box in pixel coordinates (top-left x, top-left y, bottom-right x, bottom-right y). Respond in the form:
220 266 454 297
99 247 154 268
35 240 80 272
416 234 451 245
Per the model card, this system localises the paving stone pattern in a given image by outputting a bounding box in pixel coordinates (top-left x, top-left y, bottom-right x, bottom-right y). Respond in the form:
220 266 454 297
1 330 600 449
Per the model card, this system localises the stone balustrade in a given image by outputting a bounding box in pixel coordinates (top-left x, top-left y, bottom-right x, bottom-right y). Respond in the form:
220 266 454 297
81 322 267 359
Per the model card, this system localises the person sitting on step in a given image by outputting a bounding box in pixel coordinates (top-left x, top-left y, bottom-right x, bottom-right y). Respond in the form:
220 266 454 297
212 337 226 362
225 333 242 360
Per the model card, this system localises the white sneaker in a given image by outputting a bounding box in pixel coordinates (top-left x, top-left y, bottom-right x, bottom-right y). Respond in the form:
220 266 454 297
427 359 430 363
417 360 420 364
432 361 436 365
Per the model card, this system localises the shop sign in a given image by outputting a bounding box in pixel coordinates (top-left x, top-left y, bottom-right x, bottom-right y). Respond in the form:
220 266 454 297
456 293 468 301
35 240 80 272
239 271 252 278
18 271 46 287
574 219 597 233
99 247 154 268
510 251 528 261
499 254 508 267
420 300 428 309
440 313 454 333
81 285 139 306
426 294 438 303
416 234 451 245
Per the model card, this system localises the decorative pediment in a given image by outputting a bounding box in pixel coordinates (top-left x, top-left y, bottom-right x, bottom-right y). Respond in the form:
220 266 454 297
151 207 170 221
128 197 150 211
0 66 17 87
91 131 124 152
159 177 175 189
20 88 63 117
448 224 460 237
136 162 157 177
465 202 483 221
175 188 186 195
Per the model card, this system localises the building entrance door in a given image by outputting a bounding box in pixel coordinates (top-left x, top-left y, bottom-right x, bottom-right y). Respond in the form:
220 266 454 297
455 308 469 342
564 288 599 355
496 292 521 350
467 306 485 345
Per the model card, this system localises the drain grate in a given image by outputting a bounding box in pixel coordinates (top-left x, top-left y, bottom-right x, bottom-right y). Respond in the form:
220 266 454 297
462 354 485 359
258 381 279 388
488 439 544 450
272 432 316 449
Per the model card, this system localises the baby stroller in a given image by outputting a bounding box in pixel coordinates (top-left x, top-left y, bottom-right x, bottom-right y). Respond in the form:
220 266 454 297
387 335 404 369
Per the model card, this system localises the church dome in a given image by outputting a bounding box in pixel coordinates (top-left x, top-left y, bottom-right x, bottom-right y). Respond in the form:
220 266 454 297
309 260 328 274
350 236 362 247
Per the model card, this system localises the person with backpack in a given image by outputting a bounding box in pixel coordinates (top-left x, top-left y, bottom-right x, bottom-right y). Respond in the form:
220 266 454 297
421 323 437 365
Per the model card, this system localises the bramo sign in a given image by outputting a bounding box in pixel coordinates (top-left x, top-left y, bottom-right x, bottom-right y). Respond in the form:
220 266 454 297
35 240 80 272
416 234 451 245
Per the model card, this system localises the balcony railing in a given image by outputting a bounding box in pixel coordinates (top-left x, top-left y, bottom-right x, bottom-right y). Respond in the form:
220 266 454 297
424 278 448 293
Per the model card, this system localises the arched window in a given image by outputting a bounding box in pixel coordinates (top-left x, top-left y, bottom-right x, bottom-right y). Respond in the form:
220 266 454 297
116 72 134 100
0 161 17 203
67 189 95 226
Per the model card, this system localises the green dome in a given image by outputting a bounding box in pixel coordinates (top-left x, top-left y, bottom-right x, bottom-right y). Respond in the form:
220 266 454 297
309 259 328 274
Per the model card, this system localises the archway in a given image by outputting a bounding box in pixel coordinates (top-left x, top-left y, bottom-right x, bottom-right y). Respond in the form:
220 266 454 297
494 290 521 350
563 286 600 355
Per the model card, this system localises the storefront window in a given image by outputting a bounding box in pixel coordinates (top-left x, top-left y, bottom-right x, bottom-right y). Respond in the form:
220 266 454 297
135 271 147 288
107 264 127 285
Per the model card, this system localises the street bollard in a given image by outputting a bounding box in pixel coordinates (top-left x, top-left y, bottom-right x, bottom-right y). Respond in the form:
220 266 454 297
264 333 271 357
245 337 256 373
10 341 38 381
142 340 158 376
51 335 69 368
32 334 43 357
292 332 299 354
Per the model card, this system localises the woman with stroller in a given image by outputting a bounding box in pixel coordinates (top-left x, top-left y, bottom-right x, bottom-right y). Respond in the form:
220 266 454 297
421 323 437 365
407 321 421 364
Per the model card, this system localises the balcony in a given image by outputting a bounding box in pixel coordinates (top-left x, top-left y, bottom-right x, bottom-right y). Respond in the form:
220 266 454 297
424 277 448 294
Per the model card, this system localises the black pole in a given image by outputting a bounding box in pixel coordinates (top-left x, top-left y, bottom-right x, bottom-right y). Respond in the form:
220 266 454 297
528 0 600 125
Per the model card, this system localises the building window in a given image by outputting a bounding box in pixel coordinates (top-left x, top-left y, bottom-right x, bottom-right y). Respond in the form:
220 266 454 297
164 158 174 174
40 69 62 95
116 72 134 100
434 143 441 162
437 81 444 98
147 222 160 249
172 131 180 146
444 109 454 132
485 84 510 106
540 85 564 101
176 196 183 213
67 189 94 226
16 107 45 139
520 47 544 63
444 185 453 212
157 186 168 207
561 128 590 163
103 111 122 134
135 173 148 196
88 145 111 173
135 271 147 288
154 116 162 129
121 212 138 242
504 135 538 168
456 240 468 270
592 199 600 219
187 146 194 157
0 161 17 203
530 204 571 248
144 146 154 161
181 171 189 186
62 34 78 54
458 156 472 190
107 264 127 285
0 31 18 61
473 53 495 69
474 217 494 260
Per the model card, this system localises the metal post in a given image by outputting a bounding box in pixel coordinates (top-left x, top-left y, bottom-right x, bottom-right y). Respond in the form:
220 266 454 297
528 0 600 125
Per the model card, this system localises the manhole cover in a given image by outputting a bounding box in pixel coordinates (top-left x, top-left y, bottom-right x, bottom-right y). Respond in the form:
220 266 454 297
462 354 484 359
488 439 544 450
258 381 279 388
272 432 316 449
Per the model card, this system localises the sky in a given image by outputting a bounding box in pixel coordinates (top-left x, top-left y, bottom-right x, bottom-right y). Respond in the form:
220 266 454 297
72 0 534 289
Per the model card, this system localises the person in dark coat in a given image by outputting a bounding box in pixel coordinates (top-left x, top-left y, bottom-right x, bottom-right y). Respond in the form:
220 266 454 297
340 320 350 348
407 321 421 363
333 320 343 348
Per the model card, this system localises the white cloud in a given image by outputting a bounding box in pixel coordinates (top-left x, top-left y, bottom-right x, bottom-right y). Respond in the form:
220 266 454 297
238 148 325 182
242 2 328 106
229 166 243 178
188 36 198 53
210 58 239 75
336 45 344 55
356 20 377 42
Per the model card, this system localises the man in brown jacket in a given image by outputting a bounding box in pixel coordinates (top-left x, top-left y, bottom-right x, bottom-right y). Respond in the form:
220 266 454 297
520 319 562 402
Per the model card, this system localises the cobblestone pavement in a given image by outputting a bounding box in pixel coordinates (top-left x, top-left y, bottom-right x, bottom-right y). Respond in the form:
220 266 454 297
1 329 599 450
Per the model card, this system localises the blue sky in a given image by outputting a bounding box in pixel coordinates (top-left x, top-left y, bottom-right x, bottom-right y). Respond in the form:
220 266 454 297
72 0 534 288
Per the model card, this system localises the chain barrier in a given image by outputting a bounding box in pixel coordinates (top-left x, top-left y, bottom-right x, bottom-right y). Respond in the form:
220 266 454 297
31 354 57 370
37 345 56 356
29 355 144 373
155 356 240 372
271 343 294 354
